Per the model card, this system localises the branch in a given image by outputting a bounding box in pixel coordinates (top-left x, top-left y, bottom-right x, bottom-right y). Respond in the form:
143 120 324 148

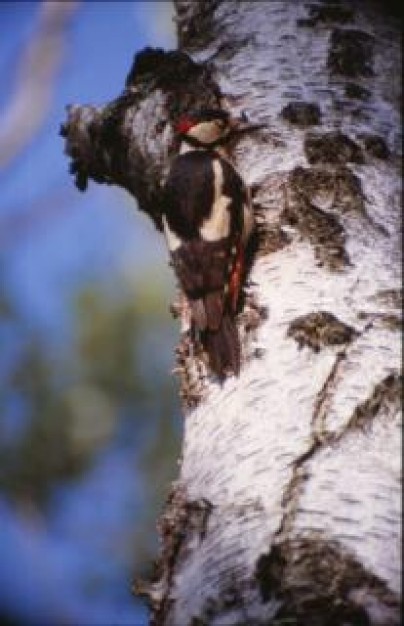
60 47 223 228
0 1 78 169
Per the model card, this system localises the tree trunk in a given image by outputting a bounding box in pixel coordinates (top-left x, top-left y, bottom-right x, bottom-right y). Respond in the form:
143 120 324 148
61 1 401 624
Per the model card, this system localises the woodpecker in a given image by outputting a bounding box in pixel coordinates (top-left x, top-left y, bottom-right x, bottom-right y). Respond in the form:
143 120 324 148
163 108 254 379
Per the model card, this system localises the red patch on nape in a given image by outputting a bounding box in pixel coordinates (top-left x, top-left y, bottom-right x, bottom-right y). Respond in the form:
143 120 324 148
175 116 195 135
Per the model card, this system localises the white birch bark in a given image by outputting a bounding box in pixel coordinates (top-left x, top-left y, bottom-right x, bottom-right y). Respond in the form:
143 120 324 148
147 2 402 624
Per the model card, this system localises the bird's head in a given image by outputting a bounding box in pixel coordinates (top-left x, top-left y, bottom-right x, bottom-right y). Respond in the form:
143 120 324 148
175 109 233 148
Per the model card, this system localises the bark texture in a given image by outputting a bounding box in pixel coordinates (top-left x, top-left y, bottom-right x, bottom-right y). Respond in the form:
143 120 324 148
61 1 402 624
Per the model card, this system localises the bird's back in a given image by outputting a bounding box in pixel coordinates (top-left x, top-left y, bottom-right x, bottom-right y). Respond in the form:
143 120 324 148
164 150 245 241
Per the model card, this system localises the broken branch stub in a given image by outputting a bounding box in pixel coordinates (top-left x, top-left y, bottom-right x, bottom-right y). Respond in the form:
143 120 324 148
60 47 222 229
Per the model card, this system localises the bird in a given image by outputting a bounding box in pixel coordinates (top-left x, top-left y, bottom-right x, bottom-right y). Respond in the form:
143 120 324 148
162 108 254 379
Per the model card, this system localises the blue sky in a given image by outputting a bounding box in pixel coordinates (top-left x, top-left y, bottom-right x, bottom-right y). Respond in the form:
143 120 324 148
0 3 177 624
0 0 176 341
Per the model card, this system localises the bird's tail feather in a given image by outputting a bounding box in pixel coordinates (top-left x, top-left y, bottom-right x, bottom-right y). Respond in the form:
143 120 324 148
203 313 240 379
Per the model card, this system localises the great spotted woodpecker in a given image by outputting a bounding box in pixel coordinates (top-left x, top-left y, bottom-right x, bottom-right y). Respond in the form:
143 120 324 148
163 109 254 379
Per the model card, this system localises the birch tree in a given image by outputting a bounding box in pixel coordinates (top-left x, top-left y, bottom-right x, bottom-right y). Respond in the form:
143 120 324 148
61 1 402 624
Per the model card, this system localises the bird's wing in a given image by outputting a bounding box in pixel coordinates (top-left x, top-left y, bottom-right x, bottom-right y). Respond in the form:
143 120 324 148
164 152 249 330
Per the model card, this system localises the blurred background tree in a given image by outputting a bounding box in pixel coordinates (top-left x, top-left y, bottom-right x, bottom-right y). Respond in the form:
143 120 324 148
0 2 179 624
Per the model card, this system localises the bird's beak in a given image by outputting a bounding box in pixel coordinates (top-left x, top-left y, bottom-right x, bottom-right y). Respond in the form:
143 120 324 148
229 111 266 134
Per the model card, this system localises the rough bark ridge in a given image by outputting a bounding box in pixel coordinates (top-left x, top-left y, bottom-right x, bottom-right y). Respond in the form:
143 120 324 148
60 1 401 624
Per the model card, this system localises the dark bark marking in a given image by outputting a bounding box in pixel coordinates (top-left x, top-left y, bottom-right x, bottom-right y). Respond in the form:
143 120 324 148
344 83 371 101
357 311 402 331
283 204 348 269
125 48 222 117
173 331 209 411
209 36 255 62
253 201 292 257
360 134 390 160
288 163 386 237
239 293 268 334
175 0 221 50
135 482 214 626
311 350 347 440
327 29 374 77
297 3 354 27
256 223 292 256
190 618 207 626
287 311 357 352
289 165 365 214
135 483 189 623
341 372 402 437
280 102 322 127
304 132 364 165
282 170 350 270
256 537 400 625
371 289 402 310
237 291 268 365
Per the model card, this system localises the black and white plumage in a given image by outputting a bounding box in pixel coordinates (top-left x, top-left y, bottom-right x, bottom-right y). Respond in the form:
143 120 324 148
163 109 254 378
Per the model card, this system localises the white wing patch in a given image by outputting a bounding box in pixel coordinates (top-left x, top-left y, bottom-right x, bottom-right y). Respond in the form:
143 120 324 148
200 159 231 242
242 202 255 243
162 214 182 252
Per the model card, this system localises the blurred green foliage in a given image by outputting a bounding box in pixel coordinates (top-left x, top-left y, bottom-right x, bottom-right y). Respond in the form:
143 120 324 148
0 274 180 572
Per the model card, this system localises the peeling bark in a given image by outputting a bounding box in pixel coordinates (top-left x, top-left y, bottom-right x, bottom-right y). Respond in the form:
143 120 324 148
61 1 401 624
